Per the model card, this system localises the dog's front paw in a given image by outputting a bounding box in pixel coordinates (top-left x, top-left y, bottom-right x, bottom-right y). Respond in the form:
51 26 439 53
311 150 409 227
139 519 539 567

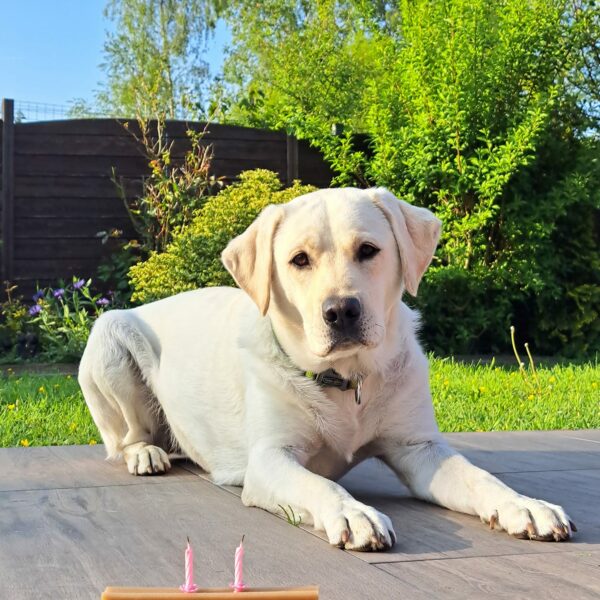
323 500 396 551
485 496 576 541
124 443 171 476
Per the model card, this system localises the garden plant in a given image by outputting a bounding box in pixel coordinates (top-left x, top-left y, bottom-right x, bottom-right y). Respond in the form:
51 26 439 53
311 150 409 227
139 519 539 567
0 278 112 363
217 0 600 357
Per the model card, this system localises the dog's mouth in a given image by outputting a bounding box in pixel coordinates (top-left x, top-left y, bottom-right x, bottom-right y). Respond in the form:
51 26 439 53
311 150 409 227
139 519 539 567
317 335 369 357
306 318 383 359
332 337 363 350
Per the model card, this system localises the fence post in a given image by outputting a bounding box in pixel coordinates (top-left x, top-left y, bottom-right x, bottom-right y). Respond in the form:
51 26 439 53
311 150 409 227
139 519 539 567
286 134 299 186
1 98 15 283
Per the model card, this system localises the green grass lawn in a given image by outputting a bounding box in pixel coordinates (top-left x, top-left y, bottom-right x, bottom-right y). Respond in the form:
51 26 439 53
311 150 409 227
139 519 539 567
0 372 99 447
0 358 598 447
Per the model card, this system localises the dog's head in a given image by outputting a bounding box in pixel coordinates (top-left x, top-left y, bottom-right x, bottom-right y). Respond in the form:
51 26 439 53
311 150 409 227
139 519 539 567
222 187 441 371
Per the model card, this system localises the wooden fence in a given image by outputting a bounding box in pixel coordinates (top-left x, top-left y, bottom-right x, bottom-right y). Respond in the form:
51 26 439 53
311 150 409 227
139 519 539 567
0 98 334 297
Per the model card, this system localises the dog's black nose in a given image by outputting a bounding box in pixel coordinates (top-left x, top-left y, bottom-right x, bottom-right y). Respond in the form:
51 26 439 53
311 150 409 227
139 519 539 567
322 296 362 330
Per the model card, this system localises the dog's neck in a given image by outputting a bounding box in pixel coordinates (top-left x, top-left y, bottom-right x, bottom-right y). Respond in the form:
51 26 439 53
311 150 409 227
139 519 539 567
270 326 363 402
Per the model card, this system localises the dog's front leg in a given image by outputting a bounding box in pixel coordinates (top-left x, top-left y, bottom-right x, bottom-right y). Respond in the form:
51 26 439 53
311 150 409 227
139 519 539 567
383 440 575 541
242 443 396 551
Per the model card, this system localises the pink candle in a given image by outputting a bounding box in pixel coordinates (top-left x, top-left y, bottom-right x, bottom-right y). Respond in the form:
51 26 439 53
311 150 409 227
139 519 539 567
230 535 246 592
179 537 199 593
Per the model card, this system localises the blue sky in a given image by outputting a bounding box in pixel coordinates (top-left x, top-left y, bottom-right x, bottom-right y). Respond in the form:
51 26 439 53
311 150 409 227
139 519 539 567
0 0 229 115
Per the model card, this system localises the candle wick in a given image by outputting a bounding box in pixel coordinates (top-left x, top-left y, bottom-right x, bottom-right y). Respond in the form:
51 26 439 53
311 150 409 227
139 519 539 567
241 534 245 544
187 536 190 544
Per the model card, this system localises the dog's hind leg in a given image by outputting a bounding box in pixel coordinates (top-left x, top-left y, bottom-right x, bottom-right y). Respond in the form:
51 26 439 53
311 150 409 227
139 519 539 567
79 311 171 476
78 373 126 458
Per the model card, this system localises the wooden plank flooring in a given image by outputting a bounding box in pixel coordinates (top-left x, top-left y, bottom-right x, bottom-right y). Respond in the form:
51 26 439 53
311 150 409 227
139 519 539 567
0 431 598 599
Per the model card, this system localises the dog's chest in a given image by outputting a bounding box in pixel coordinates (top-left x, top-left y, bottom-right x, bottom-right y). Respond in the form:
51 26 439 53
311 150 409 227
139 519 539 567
305 383 382 471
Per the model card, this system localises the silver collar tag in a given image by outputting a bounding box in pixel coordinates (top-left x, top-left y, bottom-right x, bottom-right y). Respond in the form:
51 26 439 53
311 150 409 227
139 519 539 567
354 377 363 405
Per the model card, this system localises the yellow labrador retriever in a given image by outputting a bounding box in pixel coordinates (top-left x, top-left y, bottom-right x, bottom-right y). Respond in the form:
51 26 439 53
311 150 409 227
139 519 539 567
79 188 574 551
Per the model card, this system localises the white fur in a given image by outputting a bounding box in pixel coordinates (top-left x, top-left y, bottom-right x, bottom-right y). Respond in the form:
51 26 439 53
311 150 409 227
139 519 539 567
79 187 574 551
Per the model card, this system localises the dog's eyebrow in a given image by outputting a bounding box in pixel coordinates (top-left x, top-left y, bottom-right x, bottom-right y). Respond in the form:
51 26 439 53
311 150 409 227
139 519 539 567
287 236 327 256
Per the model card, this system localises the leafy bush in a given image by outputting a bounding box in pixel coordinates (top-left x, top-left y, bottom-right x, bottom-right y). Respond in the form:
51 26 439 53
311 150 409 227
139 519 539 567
129 170 316 303
96 237 141 306
26 279 112 362
115 121 223 254
0 285 33 358
413 267 515 355
101 119 223 302
0 278 114 363
220 0 600 356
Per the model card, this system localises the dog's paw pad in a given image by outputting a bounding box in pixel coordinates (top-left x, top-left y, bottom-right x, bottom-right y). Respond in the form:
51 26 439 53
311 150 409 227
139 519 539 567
324 500 395 552
487 497 574 542
126 444 171 476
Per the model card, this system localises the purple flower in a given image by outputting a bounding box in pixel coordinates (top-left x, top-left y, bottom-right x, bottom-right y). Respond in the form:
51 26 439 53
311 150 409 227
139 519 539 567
96 297 110 307
53 288 65 299
32 290 44 301
28 304 42 316
73 279 85 290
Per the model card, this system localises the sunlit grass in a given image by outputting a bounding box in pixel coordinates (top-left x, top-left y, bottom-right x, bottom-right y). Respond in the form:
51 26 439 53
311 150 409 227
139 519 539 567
0 371 98 447
431 357 599 432
0 359 598 447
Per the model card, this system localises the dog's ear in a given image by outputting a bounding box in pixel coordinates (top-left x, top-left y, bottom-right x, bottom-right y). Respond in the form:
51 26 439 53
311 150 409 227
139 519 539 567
221 204 283 315
369 188 442 296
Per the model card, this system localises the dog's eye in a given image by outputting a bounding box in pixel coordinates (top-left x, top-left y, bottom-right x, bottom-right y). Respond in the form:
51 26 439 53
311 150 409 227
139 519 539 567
358 244 380 262
291 252 310 268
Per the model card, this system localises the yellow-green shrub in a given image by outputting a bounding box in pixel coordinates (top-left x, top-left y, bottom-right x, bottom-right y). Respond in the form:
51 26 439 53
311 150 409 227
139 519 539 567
129 170 316 303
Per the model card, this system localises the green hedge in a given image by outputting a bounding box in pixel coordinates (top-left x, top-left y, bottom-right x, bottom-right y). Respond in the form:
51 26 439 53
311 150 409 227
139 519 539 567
130 169 599 357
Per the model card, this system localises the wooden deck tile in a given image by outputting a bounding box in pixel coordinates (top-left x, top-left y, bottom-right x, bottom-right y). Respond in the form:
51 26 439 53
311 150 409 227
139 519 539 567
1 430 599 599
377 551 600 599
446 430 600 473
0 478 415 600
0 445 195 492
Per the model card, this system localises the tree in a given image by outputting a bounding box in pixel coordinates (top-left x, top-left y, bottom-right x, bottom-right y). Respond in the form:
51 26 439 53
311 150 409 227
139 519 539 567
569 0 600 126
218 0 600 355
97 0 226 118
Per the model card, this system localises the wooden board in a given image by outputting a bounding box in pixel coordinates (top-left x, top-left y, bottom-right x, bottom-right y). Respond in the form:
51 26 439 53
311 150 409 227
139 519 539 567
0 471 410 600
14 133 287 162
1 431 599 599
378 551 600 599
14 119 286 141
14 175 143 199
0 446 195 493
15 197 130 219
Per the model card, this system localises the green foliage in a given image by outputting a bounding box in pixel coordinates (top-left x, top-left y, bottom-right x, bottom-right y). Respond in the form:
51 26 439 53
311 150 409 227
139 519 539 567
96 239 141 306
219 0 600 356
0 285 32 357
278 505 303 527
0 279 113 363
413 267 515 355
129 170 316 303
104 118 223 302
26 279 111 362
115 121 223 254
97 0 226 118
569 0 600 126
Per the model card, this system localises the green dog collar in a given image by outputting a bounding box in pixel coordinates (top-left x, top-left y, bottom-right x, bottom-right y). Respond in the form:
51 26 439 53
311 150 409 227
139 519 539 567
271 327 364 404
304 369 363 405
